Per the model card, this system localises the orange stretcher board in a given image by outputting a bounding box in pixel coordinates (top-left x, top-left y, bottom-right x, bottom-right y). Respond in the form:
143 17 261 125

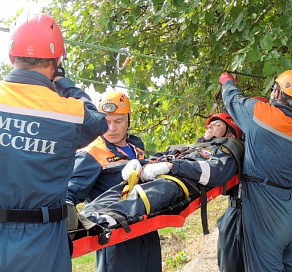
72 174 239 258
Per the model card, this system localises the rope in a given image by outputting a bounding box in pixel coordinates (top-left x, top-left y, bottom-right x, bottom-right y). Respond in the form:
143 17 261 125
65 40 266 79
66 40 201 67
224 69 266 79
70 76 216 102
0 27 266 79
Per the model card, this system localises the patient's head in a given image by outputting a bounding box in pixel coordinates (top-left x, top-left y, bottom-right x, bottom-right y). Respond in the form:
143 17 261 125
204 113 242 140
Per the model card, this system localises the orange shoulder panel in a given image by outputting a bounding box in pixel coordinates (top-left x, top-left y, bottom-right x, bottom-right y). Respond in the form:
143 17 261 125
84 137 118 167
254 101 292 136
0 82 84 117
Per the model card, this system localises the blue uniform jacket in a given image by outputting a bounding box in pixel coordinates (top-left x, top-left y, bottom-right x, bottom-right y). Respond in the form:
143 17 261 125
222 80 292 272
150 137 238 190
222 80 292 188
67 135 145 205
0 68 108 272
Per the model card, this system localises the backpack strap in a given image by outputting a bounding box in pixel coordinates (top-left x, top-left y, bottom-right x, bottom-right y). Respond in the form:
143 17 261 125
220 138 244 177
220 138 244 194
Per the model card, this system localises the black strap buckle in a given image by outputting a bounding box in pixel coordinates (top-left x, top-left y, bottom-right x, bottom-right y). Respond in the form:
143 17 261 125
0 210 7 222
230 198 242 209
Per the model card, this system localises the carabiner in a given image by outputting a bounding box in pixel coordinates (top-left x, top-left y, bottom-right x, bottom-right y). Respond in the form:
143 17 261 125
116 48 131 71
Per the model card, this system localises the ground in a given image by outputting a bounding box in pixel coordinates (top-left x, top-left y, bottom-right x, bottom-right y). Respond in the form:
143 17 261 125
180 228 219 272
160 227 219 272
160 195 227 272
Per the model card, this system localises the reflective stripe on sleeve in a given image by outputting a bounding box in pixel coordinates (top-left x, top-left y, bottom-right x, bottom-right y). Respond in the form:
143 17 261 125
0 104 84 124
253 116 292 141
198 160 211 185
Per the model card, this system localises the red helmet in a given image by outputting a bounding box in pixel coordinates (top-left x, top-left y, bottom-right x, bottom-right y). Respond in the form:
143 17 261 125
9 13 65 61
206 113 242 139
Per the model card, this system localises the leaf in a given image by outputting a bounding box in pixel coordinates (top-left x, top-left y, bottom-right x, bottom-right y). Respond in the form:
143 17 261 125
231 12 243 33
205 12 214 25
263 76 275 94
77 62 85 72
121 0 130 5
191 105 198 117
188 76 195 85
216 29 227 41
173 0 184 8
153 15 161 24
278 56 292 70
262 61 277 76
260 33 274 51
247 46 261 62
276 15 290 26
231 53 246 71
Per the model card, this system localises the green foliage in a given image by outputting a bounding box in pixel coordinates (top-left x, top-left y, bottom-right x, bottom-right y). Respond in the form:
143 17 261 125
0 63 12 79
165 250 189 269
3 0 292 151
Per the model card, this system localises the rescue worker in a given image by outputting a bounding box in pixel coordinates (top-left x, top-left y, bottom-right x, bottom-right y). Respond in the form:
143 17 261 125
219 70 292 272
0 13 108 272
217 96 268 272
66 90 162 272
78 113 243 244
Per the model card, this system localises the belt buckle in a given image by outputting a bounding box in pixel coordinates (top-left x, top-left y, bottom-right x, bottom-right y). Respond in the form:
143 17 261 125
0 210 8 222
62 204 68 219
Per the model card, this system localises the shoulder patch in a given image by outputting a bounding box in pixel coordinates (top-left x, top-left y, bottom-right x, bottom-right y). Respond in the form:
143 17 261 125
221 145 231 155
107 155 124 162
198 148 214 159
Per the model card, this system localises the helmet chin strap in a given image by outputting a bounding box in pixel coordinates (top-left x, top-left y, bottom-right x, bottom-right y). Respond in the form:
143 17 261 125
278 90 292 106
222 125 228 138
270 91 277 103
270 94 282 104
51 58 58 82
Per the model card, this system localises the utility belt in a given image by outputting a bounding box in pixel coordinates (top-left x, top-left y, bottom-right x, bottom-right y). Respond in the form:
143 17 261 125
0 204 67 223
242 174 292 190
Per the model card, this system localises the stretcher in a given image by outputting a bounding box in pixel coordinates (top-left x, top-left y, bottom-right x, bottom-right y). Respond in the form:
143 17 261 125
72 174 239 258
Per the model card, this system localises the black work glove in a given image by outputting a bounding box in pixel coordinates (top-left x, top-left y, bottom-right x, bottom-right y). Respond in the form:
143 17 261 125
54 63 66 78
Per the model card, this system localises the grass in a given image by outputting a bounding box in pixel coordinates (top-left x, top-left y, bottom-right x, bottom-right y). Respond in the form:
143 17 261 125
72 252 96 272
72 195 228 272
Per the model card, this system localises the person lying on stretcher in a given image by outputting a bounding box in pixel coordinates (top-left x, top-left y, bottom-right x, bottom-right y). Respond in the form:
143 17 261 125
68 113 243 240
